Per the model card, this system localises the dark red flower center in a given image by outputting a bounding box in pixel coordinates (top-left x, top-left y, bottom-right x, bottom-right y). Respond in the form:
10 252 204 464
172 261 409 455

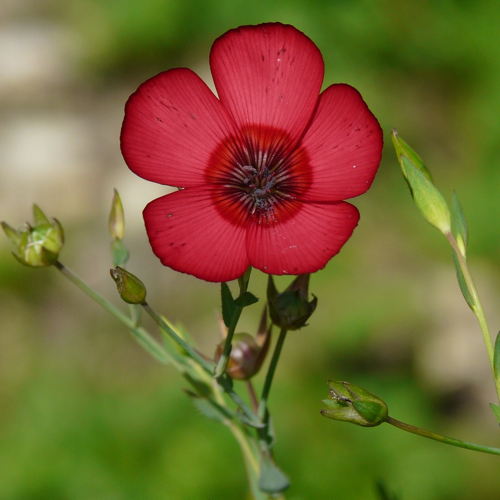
206 125 312 227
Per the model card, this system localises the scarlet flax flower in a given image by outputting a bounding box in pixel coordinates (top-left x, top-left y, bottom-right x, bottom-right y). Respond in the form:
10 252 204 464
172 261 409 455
121 23 383 282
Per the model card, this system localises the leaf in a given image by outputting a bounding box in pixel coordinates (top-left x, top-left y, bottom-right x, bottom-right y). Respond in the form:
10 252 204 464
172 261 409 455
494 331 500 382
452 251 475 310
400 155 451 234
451 191 468 256
184 390 231 424
234 410 265 429
221 282 236 327
490 403 500 426
258 455 290 494
233 291 259 308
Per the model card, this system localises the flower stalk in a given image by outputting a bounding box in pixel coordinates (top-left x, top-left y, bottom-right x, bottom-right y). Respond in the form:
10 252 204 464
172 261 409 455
445 232 500 403
386 416 500 457
54 261 170 364
214 268 252 378
258 328 288 422
142 302 215 373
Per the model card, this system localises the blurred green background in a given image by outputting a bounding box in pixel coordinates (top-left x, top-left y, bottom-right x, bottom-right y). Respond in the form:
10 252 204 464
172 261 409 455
2 0 500 498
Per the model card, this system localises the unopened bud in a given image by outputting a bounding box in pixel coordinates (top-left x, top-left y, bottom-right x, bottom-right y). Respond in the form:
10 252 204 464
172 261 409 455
320 380 388 427
267 274 317 330
392 130 451 235
1 204 64 267
110 266 147 304
109 189 125 241
215 333 261 380
108 190 129 266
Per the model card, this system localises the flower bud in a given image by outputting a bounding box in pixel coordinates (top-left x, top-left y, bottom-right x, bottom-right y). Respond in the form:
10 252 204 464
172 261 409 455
1 204 64 267
391 129 451 235
320 380 388 427
110 266 147 304
109 189 125 241
108 190 129 266
267 274 317 330
215 333 261 380
214 307 271 380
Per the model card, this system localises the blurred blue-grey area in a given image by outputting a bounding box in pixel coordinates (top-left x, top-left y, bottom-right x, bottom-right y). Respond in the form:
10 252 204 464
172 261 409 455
1 0 500 498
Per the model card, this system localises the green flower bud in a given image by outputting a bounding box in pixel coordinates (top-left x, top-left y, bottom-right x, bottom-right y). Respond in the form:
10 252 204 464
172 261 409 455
267 274 317 330
108 190 129 266
391 129 451 235
320 380 388 427
109 189 125 241
1 204 64 267
110 266 147 304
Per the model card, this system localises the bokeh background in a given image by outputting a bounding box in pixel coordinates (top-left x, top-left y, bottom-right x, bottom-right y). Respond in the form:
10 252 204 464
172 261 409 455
2 0 500 498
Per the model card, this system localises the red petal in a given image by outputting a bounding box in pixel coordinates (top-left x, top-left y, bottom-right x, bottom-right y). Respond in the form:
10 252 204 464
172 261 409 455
121 69 238 187
297 84 383 201
246 200 359 275
210 23 324 154
143 187 249 282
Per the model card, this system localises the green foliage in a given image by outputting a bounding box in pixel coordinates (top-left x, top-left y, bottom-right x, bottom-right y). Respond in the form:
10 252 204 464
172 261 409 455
258 455 290 494
220 282 236 328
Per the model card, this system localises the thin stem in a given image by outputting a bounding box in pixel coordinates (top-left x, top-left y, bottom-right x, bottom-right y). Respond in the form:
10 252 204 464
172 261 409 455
214 305 242 377
214 268 252 378
247 380 259 413
142 302 215 374
258 328 288 421
54 261 170 364
218 375 263 428
386 416 500 456
446 233 500 401
143 302 261 426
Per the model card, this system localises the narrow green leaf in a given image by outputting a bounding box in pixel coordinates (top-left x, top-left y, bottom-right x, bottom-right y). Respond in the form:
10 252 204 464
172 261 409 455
452 251 475 310
184 390 231 423
234 410 265 428
234 291 259 308
221 282 236 327
451 191 468 256
258 455 290 494
494 331 500 382
400 155 451 234
490 403 500 426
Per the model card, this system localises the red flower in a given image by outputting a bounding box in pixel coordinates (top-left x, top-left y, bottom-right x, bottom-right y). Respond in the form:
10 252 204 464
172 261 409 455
121 23 383 283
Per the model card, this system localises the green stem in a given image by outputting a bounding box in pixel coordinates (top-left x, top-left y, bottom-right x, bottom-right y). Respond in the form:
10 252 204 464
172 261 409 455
386 416 500 456
214 305 242 377
214 268 252 378
142 302 215 374
446 233 500 402
247 380 259 413
258 328 288 421
54 261 170 364
210 379 268 500
218 375 263 428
